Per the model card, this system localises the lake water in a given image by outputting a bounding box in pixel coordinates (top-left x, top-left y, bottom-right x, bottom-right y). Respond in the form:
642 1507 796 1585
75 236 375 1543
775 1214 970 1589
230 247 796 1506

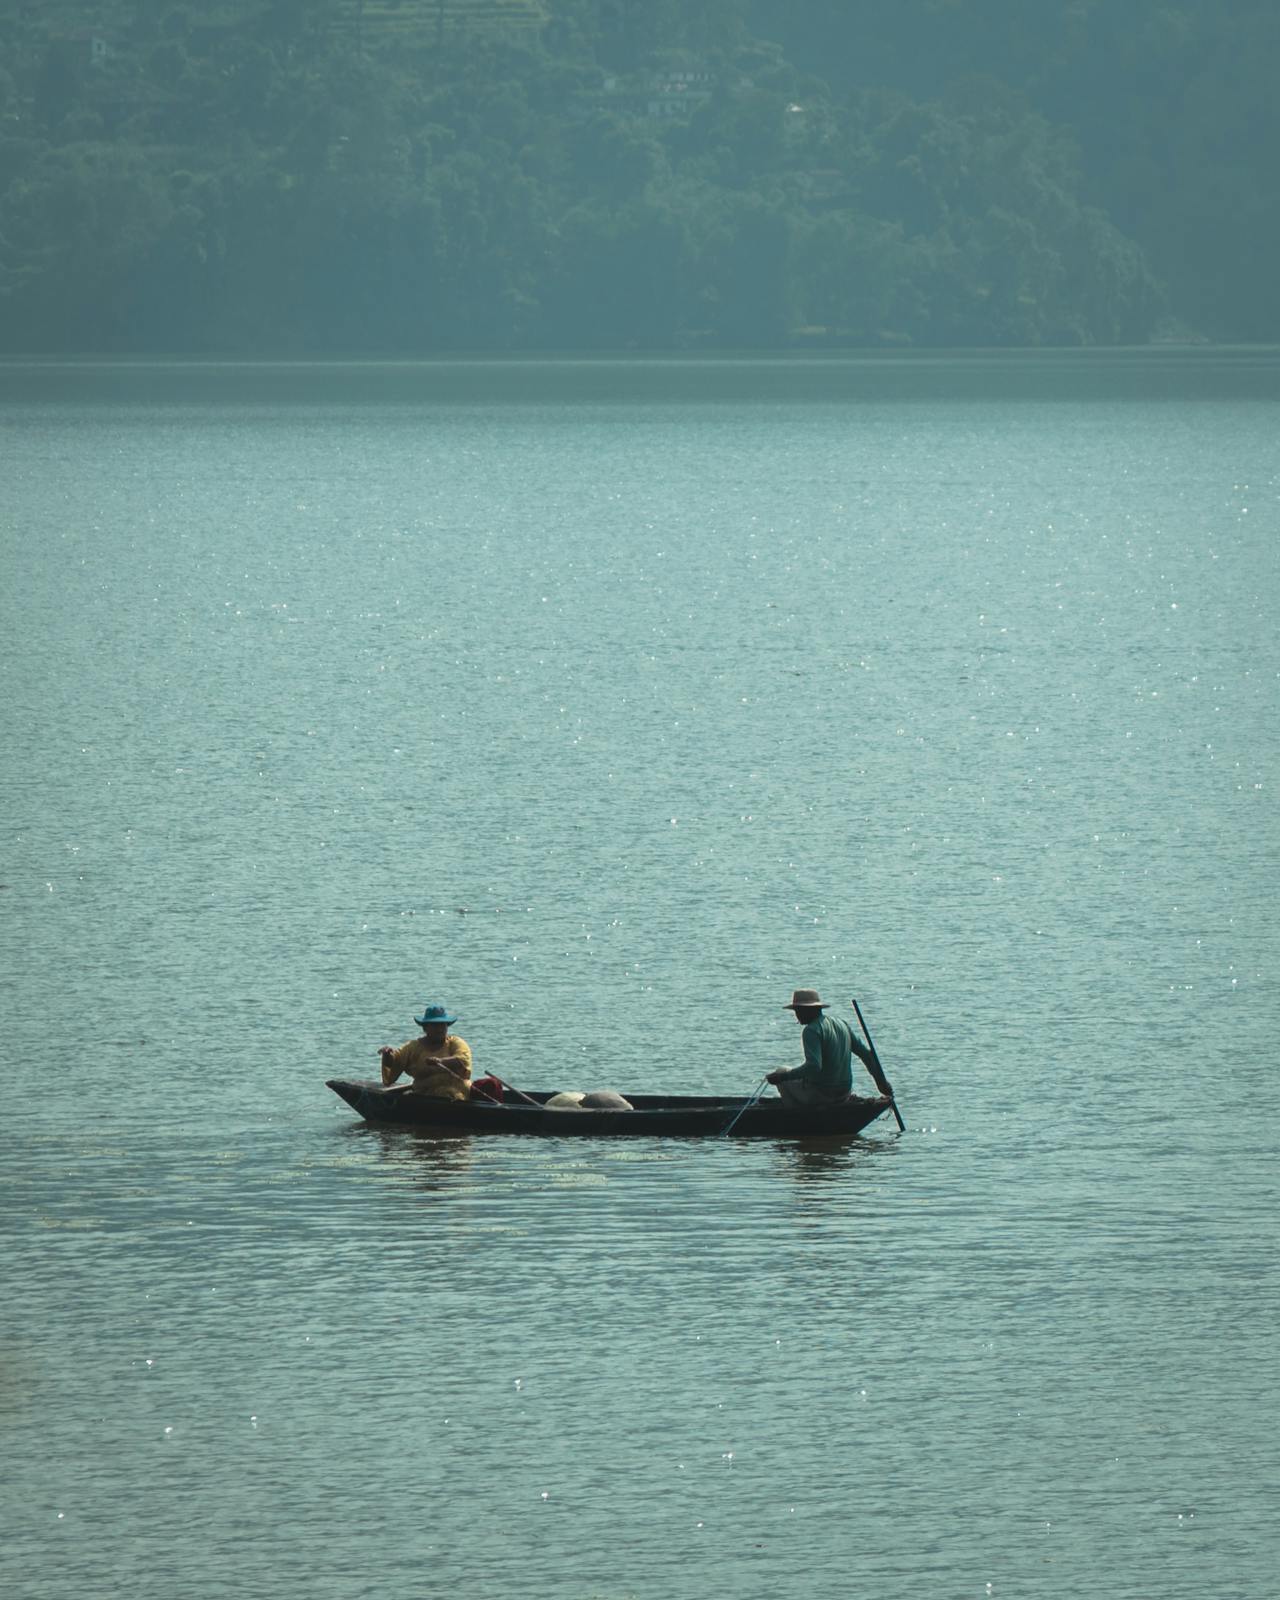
2 353 1277 1600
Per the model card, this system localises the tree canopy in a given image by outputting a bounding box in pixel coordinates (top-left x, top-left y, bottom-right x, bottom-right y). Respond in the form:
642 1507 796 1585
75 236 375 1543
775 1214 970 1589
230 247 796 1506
0 0 1274 351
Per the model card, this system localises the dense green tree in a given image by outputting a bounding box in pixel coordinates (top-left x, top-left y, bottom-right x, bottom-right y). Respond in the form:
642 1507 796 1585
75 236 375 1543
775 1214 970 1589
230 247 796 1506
793 211 904 340
1 142 174 347
543 197 693 346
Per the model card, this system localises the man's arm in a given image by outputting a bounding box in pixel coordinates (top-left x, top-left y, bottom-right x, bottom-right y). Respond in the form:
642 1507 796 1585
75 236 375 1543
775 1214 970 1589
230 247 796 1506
417 1038 472 1082
768 1021 822 1085
850 1029 892 1097
427 1055 470 1082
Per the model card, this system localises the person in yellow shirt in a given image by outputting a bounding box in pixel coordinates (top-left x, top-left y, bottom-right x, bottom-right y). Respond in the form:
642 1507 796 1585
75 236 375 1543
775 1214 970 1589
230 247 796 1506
378 1003 473 1101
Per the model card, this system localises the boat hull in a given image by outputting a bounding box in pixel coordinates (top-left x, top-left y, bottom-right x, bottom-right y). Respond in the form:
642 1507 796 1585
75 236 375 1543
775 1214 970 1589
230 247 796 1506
326 1079 891 1138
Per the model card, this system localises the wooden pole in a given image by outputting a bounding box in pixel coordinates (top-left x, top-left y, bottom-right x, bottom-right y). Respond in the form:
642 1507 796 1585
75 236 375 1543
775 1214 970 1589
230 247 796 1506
852 998 906 1131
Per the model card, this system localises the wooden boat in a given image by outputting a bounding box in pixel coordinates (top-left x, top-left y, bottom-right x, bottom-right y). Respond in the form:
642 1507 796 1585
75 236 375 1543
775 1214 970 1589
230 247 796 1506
326 1078 892 1138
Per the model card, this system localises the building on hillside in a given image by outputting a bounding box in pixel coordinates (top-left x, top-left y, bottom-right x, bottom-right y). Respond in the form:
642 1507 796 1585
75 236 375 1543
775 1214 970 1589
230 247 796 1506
64 30 113 67
574 70 717 123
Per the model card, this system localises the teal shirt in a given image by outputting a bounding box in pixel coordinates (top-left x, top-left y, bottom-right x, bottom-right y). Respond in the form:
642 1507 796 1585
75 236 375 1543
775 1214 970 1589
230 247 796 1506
792 1012 868 1098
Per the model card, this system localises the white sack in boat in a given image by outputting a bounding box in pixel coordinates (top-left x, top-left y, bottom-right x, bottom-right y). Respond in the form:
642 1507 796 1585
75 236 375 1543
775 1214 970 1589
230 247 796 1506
580 1090 633 1110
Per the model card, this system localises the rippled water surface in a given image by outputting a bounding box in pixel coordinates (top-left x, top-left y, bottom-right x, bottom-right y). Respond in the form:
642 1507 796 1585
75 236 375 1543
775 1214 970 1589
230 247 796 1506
2 354 1278 1600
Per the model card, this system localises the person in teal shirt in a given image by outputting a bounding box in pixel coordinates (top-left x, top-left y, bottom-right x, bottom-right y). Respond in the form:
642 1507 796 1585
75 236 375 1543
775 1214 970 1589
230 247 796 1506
767 988 893 1106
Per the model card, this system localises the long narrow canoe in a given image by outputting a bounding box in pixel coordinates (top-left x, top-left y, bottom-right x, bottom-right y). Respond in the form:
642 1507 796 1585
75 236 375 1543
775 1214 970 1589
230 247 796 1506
326 1079 892 1138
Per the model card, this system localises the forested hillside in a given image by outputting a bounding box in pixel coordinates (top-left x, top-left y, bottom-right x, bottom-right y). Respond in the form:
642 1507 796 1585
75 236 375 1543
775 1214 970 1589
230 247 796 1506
0 0 1274 352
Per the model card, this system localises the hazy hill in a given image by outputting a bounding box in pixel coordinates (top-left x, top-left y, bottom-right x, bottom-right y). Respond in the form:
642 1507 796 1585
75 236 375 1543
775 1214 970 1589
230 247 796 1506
0 0 1273 351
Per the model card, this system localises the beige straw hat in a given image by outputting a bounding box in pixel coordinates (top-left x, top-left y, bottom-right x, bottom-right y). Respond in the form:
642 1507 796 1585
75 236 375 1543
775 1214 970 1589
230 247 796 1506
784 988 830 1011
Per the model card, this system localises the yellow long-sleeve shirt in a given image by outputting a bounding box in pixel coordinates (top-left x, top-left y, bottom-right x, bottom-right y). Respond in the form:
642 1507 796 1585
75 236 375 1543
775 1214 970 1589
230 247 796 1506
381 1034 473 1101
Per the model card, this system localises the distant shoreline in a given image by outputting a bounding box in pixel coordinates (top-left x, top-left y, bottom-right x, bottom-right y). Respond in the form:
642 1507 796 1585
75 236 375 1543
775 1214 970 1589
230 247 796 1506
3 343 1278 365
5 347 1277 405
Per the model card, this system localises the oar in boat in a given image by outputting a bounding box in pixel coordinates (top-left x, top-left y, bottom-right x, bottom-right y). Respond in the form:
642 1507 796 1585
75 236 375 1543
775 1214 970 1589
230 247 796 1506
483 1072 545 1110
721 1077 770 1137
851 998 906 1131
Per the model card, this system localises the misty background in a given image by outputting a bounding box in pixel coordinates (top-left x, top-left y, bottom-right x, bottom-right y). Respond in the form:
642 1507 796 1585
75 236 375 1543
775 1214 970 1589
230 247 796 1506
0 0 1276 353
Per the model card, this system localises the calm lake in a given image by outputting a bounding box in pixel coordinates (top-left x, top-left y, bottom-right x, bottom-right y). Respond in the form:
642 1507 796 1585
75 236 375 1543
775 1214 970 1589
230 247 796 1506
2 353 1277 1600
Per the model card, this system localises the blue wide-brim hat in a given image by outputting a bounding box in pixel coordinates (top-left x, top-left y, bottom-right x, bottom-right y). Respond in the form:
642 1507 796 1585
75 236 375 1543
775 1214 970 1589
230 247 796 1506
415 1003 457 1027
